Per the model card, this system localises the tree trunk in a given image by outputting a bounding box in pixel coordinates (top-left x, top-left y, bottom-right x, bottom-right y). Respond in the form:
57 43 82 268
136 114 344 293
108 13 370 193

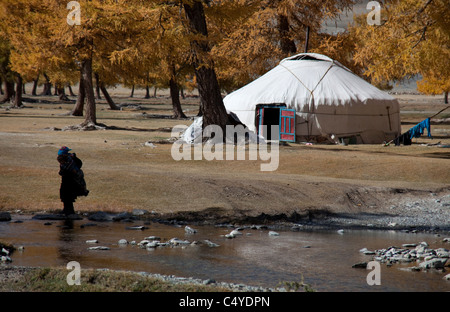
445 92 449 104
194 66 228 129
31 75 39 96
80 58 96 126
180 87 185 99
0 78 3 95
304 26 310 53
68 84 75 96
183 0 228 131
100 84 119 110
57 84 70 101
145 85 150 99
169 77 187 119
153 87 157 97
278 14 297 55
130 85 134 97
94 73 101 100
71 73 85 116
13 74 23 108
41 73 52 96
0 80 14 103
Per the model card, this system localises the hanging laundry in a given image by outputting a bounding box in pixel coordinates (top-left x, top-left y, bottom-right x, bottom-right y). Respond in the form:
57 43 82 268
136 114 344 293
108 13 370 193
394 130 412 146
409 118 431 139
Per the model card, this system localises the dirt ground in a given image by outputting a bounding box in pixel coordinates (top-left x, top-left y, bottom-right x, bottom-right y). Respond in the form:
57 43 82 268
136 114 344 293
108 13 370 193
0 86 449 230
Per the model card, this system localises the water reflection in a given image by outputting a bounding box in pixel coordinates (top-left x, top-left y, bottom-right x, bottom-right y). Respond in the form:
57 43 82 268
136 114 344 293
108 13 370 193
57 219 82 265
1 215 449 292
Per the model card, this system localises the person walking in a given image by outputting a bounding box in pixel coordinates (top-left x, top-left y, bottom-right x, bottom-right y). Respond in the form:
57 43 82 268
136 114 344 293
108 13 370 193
57 146 89 216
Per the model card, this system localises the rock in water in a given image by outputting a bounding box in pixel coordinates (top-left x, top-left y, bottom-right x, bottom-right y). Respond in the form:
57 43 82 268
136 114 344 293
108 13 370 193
0 212 11 222
145 236 161 241
146 241 159 249
204 240 220 248
1 256 12 263
125 225 148 230
87 212 113 221
225 229 243 239
132 209 149 216
168 238 190 246
32 213 82 220
88 246 110 251
352 262 368 269
112 212 133 222
419 258 448 269
185 226 197 234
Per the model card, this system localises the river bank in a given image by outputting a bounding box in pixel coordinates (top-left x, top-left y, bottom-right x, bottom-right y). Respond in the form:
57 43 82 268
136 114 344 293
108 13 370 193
0 265 291 292
2 181 450 235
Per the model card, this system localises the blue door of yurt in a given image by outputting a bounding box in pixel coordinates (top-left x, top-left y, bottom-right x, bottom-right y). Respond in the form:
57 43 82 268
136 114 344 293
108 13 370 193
279 108 296 142
257 105 295 142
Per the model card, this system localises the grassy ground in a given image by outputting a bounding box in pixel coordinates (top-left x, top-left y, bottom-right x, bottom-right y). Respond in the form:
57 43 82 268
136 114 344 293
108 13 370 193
0 87 449 220
0 266 230 292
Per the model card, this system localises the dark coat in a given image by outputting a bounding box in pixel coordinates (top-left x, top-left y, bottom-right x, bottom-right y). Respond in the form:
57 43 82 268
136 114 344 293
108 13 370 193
58 154 87 203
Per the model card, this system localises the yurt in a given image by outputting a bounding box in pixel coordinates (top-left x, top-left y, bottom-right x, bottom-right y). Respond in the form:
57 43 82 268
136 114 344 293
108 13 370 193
223 53 401 144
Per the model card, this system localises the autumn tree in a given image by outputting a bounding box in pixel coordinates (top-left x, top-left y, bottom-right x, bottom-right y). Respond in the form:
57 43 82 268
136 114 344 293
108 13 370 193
57 0 137 126
0 0 143 127
349 0 449 102
0 35 14 104
211 0 356 91
110 2 190 119
310 29 366 78
111 0 246 126
0 1 82 107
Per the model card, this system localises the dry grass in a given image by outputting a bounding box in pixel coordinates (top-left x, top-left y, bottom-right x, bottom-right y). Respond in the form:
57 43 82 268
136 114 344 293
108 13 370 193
0 87 449 218
0 266 229 292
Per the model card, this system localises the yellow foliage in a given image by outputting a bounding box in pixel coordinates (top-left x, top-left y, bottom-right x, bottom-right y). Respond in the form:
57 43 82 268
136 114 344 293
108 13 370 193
349 0 449 95
211 0 356 92
1 0 360 93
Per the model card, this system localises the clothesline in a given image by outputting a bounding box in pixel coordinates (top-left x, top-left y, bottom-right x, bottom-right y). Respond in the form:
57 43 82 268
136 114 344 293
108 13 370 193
429 106 450 119
409 118 431 139
393 118 430 146
384 106 450 146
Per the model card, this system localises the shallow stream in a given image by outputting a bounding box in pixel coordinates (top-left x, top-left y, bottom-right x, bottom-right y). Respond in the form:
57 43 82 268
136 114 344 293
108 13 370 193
1 214 449 292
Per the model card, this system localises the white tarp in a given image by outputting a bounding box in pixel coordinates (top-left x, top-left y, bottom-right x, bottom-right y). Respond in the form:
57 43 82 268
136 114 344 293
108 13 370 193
223 53 401 144
181 116 264 145
182 117 203 144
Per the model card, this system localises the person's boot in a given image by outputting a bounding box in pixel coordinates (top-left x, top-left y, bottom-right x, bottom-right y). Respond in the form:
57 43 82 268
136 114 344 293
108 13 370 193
63 201 75 216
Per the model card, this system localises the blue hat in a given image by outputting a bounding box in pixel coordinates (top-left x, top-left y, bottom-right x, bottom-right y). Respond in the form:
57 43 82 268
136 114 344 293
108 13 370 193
58 146 72 156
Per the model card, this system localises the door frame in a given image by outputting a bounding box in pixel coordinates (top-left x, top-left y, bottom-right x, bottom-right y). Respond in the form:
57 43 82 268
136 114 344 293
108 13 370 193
255 104 296 142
